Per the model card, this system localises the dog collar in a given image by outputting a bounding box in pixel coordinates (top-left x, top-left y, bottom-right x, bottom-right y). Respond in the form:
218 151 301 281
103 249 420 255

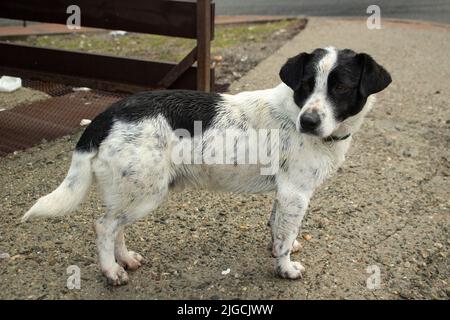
323 133 351 143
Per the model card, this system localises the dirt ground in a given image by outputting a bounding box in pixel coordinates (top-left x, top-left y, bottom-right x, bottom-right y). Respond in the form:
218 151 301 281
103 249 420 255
0 18 449 300
0 87 49 111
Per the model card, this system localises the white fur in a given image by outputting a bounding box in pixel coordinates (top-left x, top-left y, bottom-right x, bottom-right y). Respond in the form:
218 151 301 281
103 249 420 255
298 47 338 137
22 151 95 221
23 48 377 285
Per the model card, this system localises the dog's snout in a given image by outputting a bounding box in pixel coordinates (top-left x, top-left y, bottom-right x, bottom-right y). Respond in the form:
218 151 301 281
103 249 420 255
300 112 321 132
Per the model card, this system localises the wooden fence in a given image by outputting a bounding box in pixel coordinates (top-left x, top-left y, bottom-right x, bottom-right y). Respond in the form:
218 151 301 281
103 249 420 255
0 0 215 92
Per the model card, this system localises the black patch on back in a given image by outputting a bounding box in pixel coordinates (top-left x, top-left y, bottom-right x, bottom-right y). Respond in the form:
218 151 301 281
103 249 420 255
76 90 222 152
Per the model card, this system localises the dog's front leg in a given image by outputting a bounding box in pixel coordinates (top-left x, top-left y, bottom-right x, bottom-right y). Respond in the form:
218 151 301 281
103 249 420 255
269 200 302 256
271 179 311 279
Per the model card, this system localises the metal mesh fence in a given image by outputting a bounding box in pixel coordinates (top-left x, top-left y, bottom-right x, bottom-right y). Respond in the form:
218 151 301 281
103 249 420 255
0 80 128 156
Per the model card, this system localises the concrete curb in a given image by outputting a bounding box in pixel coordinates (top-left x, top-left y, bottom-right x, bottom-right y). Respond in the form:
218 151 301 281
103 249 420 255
320 16 450 31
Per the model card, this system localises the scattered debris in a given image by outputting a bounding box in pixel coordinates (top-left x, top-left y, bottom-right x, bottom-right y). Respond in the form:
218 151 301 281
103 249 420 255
213 55 223 63
72 87 91 92
221 268 231 275
303 234 312 241
232 71 242 78
80 119 92 126
0 253 10 260
109 30 127 37
0 76 22 93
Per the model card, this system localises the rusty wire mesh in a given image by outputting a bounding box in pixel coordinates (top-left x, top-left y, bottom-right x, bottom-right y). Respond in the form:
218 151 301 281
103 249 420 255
0 80 128 156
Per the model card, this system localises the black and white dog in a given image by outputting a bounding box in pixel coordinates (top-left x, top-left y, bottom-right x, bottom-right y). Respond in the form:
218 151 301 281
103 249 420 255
23 47 391 286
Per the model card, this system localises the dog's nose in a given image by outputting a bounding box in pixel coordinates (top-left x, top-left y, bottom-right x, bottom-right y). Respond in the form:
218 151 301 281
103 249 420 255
300 112 321 132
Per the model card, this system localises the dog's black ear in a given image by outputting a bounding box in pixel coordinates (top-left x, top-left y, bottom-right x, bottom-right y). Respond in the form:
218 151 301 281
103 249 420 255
357 53 392 97
279 53 310 91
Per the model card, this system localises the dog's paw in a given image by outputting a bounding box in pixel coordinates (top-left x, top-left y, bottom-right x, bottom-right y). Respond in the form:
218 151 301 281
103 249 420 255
276 261 305 280
291 240 301 254
270 240 301 257
103 264 129 286
117 251 144 271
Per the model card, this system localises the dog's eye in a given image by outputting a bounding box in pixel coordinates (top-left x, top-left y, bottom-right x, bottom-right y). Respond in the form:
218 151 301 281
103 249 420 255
333 84 352 94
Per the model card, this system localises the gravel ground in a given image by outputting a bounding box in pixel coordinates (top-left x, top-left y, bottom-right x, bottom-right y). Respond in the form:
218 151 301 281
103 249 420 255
0 18 449 300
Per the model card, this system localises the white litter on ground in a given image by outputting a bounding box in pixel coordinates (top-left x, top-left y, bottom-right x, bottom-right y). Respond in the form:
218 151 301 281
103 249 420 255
72 87 91 92
0 76 22 93
109 30 127 37
80 119 92 126
221 268 231 275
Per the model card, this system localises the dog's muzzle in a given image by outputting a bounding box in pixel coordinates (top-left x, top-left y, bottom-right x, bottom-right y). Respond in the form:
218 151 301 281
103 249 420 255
299 112 321 134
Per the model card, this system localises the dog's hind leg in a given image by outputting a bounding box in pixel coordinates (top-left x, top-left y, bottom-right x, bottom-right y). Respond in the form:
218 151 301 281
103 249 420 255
96 184 169 284
94 215 129 286
114 227 144 271
95 190 168 285
93 124 172 285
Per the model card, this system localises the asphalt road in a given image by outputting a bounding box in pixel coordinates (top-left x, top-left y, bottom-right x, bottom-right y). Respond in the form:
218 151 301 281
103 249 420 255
1 1 449 26
216 0 450 24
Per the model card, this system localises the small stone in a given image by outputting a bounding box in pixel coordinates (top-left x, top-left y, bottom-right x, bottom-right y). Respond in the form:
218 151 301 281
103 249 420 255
434 242 443 249
303 234 312 241
232 71 242 78
240 55 248 62
80 119 92 126
221 268 231 275
0 253 10 260
213 55 223 63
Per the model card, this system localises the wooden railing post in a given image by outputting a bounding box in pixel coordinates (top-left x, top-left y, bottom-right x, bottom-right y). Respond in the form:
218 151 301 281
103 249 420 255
196 0 211 92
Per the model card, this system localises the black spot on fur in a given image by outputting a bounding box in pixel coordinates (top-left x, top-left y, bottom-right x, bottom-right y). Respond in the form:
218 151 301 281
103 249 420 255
76 90 222 152
280 158 289 171
279 49 327 109
266 175 276 184
280 48 391 123
327 50 391 121
281 249 290 257
67 175 77 189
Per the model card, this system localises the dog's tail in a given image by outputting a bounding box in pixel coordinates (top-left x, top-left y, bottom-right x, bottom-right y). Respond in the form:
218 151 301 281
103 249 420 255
21 150 96 222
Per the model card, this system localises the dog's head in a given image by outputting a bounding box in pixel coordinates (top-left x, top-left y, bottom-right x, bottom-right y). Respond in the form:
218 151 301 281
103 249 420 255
279 47 391 138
